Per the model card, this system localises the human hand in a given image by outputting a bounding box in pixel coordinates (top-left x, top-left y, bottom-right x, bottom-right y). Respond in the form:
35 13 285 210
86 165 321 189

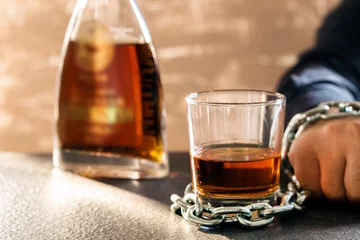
288 117 360 204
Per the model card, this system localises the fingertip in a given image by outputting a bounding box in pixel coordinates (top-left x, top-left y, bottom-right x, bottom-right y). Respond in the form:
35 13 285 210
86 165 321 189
307 189 323 199
321 190 347 202
346 192 360 205
343 152 360 206
320 174 347 202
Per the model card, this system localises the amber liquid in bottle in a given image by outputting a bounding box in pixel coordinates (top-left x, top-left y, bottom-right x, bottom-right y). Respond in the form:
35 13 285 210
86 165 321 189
191 143 280 199
54 41 168 179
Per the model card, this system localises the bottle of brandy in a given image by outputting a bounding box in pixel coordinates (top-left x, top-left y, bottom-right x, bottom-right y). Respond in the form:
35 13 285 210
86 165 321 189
53 0 168 179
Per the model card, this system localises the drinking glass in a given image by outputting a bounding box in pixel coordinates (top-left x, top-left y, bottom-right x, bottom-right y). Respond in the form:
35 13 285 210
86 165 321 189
185 90 286 204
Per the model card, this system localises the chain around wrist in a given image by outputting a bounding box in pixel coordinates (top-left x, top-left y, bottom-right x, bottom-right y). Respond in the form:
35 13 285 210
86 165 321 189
171 101 360 228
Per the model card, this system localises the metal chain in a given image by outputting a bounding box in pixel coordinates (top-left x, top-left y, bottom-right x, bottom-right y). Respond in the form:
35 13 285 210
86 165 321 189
171 101 360 228
280 101 360 194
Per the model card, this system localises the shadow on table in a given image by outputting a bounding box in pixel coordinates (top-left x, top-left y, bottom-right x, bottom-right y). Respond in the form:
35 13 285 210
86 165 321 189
99 152 192 206
188 200 360 239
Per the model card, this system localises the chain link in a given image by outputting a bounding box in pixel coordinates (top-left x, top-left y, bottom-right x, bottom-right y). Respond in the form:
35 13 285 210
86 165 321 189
171 101 360 228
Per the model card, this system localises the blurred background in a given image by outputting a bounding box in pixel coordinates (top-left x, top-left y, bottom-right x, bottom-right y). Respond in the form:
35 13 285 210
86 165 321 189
0 0 340 153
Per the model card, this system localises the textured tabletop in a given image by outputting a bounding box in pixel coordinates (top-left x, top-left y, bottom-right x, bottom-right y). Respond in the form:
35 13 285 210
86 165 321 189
0 152 359 240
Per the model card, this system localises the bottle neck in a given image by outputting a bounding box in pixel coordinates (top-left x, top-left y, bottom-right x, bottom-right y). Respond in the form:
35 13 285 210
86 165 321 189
71 0 149 44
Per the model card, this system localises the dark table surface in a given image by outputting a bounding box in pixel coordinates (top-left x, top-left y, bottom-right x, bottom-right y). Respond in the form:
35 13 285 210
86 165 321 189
0 152 359 240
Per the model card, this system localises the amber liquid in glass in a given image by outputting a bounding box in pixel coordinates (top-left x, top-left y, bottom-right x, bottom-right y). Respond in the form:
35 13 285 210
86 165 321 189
54 41 167 178
191 143 280 198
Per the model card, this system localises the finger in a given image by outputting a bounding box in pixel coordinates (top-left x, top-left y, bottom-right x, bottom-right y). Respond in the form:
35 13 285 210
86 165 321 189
288 133 322 197
344 149 360 204
318 154 347 201
316 123 347 201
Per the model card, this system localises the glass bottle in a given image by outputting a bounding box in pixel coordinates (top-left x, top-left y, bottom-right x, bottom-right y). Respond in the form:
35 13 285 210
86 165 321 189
53 0 168 179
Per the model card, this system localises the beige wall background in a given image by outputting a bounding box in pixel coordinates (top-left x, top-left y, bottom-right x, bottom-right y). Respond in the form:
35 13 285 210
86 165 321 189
0 0 340 153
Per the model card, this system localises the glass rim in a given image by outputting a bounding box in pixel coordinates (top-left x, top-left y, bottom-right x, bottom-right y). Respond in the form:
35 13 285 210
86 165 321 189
185 89 286 106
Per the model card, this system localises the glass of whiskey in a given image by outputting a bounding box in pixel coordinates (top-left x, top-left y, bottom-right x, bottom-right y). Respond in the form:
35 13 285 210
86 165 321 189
185 90 286 204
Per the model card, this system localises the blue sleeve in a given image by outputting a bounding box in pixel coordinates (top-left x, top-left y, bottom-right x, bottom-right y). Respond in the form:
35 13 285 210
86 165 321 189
277 0 360 124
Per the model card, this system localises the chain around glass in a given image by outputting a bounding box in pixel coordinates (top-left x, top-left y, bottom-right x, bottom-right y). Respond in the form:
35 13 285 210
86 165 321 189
170 101 360 228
